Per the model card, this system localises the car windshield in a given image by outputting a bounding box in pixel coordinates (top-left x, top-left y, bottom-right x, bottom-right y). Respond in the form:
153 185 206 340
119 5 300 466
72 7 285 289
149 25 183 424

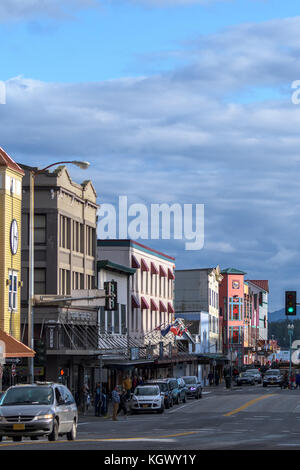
134 386 159 396
183 377 197 384
1 386 54 406
241 372 252 377
247 370 259 373
156 383 168 392
265 370 280 375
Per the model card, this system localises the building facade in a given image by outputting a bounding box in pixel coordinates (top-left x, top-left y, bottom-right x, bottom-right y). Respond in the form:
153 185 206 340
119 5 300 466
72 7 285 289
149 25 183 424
174 267 223 353
19 163 98 387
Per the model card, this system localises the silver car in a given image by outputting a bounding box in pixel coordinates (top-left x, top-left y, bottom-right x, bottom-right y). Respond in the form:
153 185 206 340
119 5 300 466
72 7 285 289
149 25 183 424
246 369 262 384
0 382 78 442
130 385 164 414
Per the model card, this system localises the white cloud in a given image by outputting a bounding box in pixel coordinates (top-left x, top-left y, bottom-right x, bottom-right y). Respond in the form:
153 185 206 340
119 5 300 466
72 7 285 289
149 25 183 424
0 0 98 22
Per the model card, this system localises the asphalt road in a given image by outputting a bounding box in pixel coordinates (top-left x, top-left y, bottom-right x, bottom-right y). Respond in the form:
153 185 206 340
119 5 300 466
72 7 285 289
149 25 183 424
2 384 300 451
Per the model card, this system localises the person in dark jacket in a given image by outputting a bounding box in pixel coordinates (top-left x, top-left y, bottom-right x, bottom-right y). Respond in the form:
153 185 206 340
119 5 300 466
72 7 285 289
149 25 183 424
117 389 128 419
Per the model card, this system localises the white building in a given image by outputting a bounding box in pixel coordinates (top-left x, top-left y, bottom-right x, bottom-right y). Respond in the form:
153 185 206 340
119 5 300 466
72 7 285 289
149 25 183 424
174 267 223 353
97 240 176 341
247 280 269 342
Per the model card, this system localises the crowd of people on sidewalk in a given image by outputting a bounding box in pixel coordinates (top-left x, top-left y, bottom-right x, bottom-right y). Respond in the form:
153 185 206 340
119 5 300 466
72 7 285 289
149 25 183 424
76 374 146 419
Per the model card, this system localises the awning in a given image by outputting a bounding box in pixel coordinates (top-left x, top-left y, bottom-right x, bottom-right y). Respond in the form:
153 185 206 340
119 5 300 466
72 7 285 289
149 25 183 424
131 294 140 309
0 329 35 358
150 298 159 311
168 302 175 314
141 258 149 272
168 268 175 280
159 265 167 277
141 296 150 310
151 262 159 275
131 254 140 269
159 300 167 312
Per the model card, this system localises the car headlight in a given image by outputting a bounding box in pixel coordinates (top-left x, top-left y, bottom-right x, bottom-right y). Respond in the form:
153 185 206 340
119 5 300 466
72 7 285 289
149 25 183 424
190 387 196 391
34 414 54 421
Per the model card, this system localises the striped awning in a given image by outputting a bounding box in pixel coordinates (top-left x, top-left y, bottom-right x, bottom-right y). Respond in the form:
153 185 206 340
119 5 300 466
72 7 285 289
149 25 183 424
159 300 167 312
150 298 159 311
151 262 159 275
141 258 149 272
168 268 175 280
131 254 140 269
131 294 140 309
168 302 175 314
141 296 150 310
159 265 167 277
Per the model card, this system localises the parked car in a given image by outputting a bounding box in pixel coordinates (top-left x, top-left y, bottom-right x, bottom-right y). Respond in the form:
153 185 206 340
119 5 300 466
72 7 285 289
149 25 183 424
263 369 283 387
182 376 202 399
144 380 173 409
176 378 188 403
236 372 256 386
0 382 78 442
130 385 164 414
246 369 262 384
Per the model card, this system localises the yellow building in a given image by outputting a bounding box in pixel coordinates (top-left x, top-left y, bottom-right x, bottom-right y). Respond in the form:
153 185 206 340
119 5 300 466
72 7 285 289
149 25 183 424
0 147 24 340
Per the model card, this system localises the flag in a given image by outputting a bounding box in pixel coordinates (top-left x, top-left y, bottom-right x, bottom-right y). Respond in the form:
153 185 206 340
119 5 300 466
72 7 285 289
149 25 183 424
161 325 171 337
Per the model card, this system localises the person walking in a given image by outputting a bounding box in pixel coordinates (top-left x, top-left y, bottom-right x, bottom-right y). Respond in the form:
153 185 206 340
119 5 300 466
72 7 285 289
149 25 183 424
296 372 300 389
94 383 102 417
123 375 132 400
132 375 138 391
215 371 220 386
111 386 120 421
208 371 214 386
117 389 128 419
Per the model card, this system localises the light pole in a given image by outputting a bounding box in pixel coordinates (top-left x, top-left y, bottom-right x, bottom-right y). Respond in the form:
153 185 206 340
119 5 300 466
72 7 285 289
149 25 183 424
28 160 90 383
287 322 294 388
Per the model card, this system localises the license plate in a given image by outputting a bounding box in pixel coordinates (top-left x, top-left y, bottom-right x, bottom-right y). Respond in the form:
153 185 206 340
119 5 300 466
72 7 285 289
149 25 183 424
142 404 149 408
13 423 25 430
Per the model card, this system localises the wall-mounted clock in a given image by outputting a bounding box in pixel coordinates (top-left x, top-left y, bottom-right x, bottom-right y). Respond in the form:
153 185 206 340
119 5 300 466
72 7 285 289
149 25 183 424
10 219 19 255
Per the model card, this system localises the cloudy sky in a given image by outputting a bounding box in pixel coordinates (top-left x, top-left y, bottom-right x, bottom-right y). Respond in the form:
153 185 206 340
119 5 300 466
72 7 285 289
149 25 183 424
1 0 300 311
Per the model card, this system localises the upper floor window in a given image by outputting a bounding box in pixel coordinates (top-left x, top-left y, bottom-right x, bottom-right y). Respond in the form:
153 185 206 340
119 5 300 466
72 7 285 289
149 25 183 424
8 270 18 310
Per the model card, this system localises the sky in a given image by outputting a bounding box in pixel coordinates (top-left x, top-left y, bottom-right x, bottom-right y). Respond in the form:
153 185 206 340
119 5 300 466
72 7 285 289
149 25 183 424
1 0 300 311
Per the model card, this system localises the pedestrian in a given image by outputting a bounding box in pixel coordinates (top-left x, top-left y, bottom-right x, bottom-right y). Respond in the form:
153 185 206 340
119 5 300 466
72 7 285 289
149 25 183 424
132 375 138 391
117 389 128 419
137 376 144 386
215 372 220 386
208 371 214 386
123 375 132 400
101 387 108 416
111 386 120 421
81 383 89 414
296 372 300 389
290 372 296 390
94 382 102 417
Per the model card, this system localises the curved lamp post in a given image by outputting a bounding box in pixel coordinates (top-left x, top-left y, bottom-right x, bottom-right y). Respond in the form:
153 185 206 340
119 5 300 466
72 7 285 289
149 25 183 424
28 160 90 383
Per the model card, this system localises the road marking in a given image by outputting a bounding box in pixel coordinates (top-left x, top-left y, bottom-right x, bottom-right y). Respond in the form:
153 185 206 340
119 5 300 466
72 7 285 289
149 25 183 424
224 394 276 417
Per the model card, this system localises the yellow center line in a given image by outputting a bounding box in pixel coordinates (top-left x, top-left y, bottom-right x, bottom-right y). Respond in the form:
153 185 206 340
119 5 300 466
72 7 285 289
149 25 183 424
224 394 277 417
0 431 199 447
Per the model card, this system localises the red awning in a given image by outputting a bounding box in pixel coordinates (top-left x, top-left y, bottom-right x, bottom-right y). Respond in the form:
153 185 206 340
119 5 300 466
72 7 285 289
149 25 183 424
141 296 150 309
141 258 149 272
159 265 167 277
131 294 140 309
151 262 159 275
131 254 140 269
168 268 175 280
0 329 35 358
159 300 167 312
150 298 159 311
168 302 175 314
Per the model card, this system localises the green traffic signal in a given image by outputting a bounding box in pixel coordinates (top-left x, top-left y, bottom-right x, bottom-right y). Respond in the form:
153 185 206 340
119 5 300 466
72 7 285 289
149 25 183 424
288 307 294 313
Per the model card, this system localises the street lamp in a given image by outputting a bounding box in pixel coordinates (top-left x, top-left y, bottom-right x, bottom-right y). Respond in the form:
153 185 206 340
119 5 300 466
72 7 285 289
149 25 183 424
287 323 294 387
28 160 90 383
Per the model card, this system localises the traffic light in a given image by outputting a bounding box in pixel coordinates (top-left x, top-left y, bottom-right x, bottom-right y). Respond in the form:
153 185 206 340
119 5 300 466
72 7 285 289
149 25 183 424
285 291 297 316
104 281 118 310
34 339 46 366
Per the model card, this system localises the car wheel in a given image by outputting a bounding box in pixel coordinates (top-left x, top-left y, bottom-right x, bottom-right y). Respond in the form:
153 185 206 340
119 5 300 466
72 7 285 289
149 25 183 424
158 406 164 414
0 436 2 442
66 420 77 441
12 436 22 442
48 419 59 441
165 400 169 409
170 399 173 408
183 395 187 403
176 396 180 405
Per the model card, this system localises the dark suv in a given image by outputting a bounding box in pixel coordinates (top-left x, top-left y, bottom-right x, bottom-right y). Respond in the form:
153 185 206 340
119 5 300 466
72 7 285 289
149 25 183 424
145 380 173 409
182 376 202 399
0 382 78 442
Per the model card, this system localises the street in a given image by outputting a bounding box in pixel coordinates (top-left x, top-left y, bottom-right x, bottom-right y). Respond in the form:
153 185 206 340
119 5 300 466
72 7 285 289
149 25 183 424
1 383 300 450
